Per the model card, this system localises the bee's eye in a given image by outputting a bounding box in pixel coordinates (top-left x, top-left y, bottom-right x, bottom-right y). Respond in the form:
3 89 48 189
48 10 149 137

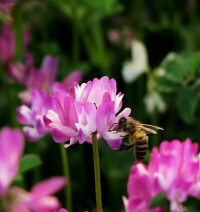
118 118 125 128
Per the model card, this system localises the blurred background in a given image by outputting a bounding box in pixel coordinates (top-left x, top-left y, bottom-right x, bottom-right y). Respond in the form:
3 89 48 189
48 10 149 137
0 0 200 211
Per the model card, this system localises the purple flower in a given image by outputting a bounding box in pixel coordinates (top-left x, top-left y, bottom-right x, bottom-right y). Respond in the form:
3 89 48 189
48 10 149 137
18 55 59 104
17 71 83 141
0 127 66 211
53 71 83 94
123 163 163 212
0 2 13 13
10 177 66 212
0 127 24 195
17 89 55 141
0 24 15 64
124 139 200 212
148 139 200 211
44 76 131 149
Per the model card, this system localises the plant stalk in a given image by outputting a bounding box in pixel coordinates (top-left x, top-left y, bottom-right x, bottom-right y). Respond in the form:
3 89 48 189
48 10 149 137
60 145 72 212
92 132 103 211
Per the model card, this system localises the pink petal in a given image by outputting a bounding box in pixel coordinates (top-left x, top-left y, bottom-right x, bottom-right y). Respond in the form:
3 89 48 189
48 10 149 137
0 127 24 195
23 126 43 142
17 106 33 125
62 71 83 92
31 177 66 200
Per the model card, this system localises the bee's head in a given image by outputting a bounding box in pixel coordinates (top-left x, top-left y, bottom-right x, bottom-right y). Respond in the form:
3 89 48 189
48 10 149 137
118 117 127 130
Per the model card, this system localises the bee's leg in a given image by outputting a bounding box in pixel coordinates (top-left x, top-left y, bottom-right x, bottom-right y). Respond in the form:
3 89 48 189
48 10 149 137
108 123 117 132
120 134 129 138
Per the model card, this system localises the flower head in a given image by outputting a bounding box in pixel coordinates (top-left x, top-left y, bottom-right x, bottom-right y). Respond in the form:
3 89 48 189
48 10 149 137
44 76 131 149
122 40 148 83
148 138 200 211
17 71 83 141
0 25 15 64
0 127 66 211
124 139 200 212
17 89 55 141
123 163 163 212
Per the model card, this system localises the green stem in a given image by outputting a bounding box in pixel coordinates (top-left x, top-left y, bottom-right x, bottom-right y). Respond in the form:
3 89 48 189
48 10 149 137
92 132 103 211
60 145 72 212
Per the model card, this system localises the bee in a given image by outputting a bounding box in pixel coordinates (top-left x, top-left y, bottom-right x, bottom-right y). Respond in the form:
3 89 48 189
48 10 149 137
111 117 164 160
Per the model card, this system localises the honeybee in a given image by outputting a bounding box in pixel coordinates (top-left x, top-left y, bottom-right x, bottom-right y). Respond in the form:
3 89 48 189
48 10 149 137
110 117 164 160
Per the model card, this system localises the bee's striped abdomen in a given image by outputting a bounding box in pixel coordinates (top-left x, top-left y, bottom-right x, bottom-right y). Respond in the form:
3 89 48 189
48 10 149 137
135 136 148 161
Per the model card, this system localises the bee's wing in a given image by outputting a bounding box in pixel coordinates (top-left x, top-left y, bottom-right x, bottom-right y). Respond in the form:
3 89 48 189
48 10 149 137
141 124 164 131
137 126 158 134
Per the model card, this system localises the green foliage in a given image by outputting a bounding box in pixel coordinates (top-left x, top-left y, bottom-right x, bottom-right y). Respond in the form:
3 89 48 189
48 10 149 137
19 154 42 174
48 0 122 26
150 192 168 209
163 52 200 83
176 87 198 124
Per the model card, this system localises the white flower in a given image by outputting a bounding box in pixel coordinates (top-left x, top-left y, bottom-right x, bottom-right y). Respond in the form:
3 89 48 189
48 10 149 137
122 40 148 83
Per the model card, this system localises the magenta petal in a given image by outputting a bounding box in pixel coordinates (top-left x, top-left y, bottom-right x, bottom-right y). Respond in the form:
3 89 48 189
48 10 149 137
59 209 68 212
23 127 42 142
40 56 58 86
35 117 47 134
96 102 115 134
102 92 112 103
62 71 83 92
106 138 122 150
43 115 52 130
0 127 24 195
17 106 33 125
78 128 87 144
51 128 71 143
64 137 77 148
116 107 131 122
31 177 66 199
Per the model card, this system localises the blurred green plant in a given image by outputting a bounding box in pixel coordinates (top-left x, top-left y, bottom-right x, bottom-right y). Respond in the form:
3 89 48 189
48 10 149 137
47 0 123 76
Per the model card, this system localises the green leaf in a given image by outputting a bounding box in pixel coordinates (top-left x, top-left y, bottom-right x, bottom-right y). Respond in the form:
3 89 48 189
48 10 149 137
19 154 42 174
150 192 168 209
163 52 200 84
176 86 198 124
163 57 184 83
155 76 178 93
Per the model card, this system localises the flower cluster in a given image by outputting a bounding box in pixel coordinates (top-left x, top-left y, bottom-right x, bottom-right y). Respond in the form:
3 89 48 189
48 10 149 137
17 71 83 141
124 139 200 212
0 127 66 211
44 76 131 149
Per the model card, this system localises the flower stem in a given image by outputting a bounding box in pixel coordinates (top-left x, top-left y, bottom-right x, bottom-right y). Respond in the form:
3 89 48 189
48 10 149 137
60 144 72 212
92 132 103 211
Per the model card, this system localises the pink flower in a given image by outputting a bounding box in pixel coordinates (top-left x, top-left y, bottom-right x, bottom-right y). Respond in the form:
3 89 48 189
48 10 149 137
17 89 55 141
10 177 66 212
8 53 34 85
17 71 83 141
108 29 121 43
53 71 83 94
0 0 19 13
0 127 24 195
0 127 66 211
58 209 68 212
18 55 59 104
123 163 163 212
0 24 15 64
148 138 200 212
0 2 13 13
44 76 131 149
124 139 200 212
